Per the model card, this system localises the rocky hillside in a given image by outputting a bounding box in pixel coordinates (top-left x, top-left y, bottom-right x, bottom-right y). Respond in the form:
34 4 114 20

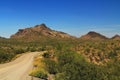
111 34 120 40
80 31 108 40
11 24 74 40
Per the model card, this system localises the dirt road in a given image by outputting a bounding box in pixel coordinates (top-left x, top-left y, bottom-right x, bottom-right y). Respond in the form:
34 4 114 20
0 52 40 80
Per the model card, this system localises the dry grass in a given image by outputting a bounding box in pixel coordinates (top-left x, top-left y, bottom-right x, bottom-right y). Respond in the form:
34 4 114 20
29 52 48 78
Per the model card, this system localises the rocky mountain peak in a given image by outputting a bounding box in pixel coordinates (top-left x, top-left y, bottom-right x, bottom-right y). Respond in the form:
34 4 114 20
80 31 108 40
34 24 50 30
113 34 120 37
112 34 120 40
10 23 74 40
87 31 98 35
32 24 51 32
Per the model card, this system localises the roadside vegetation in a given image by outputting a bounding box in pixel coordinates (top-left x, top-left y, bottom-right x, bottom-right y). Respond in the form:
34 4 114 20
0 38 120 80
29 39 120 80
0 38 45 63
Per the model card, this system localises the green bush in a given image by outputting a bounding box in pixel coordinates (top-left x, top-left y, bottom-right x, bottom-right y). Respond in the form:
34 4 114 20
0 52 14 63
44 59 57 74
42 52 51 58
29 68 48 79
14 49 25 54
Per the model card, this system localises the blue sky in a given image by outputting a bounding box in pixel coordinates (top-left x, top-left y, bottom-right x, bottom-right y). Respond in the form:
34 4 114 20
0 0 120 38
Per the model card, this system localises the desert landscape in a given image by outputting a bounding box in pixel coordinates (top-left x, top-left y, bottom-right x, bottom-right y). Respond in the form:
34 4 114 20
0 0 120 80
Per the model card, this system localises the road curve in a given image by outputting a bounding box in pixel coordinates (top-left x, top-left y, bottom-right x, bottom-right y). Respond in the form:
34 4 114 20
0 52 40 80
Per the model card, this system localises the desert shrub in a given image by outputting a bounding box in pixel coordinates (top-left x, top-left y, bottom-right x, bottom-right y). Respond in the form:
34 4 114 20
41 49 109 80
108 50 117 58
29 68 48 79
30 47 36 52
44 59 57 74
0 51 14 63
14 48 25 54
42 52 51 58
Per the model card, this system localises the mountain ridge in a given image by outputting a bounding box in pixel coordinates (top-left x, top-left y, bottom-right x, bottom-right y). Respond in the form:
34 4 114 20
10 24 75 40
111 34 120 40
0 23 118 41
80 31 108 40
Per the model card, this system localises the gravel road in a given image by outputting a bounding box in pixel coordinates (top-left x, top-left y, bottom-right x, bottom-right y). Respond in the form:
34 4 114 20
0 52 40 80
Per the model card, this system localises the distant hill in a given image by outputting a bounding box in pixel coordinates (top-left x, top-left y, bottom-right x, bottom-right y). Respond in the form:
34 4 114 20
80 31 108 40
0 36 6 39
0 36 3 39
10 24 120 41
10 24 74 40
111 34 120 40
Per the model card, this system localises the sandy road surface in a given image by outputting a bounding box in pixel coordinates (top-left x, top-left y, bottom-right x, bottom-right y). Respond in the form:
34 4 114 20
0 52 40 80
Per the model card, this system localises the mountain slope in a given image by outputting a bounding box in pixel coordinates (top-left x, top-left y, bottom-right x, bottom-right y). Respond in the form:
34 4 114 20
80 31 108 40
111 34 120 40
10 24 74 40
